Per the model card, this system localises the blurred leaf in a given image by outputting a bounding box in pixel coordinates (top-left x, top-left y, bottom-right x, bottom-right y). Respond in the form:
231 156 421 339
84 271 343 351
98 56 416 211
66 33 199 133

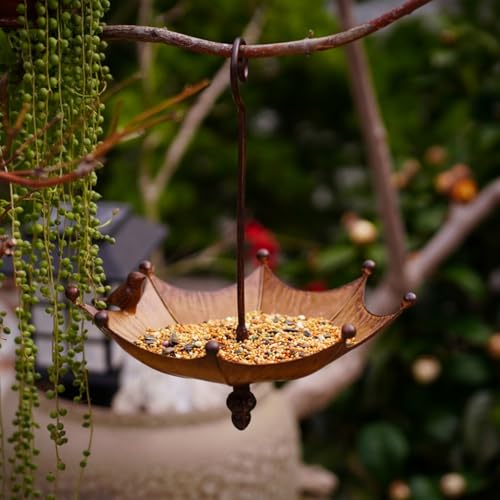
430 49 457 68
0 29 14 67
446 353 490 386
425 412 459 442
364 242 387 269
476 30 500 54
493 401 500 426
409 476 443 500
462 472 489 495
414 205 445 234
315 244 356 272
357 422 409 482
449 316 491 345
463 391 500 467
478 125 500 150
442 266 486 301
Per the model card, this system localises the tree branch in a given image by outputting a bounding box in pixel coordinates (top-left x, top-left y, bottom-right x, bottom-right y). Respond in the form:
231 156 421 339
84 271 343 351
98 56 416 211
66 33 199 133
282 345 368 420
282 0 491 420
101 0 433 58
284 179 500 420
407 178 500 287
338 0 408 292
0 158 100 188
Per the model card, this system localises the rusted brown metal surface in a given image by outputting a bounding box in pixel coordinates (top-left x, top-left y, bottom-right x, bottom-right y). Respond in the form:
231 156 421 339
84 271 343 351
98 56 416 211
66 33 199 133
66 258 415 427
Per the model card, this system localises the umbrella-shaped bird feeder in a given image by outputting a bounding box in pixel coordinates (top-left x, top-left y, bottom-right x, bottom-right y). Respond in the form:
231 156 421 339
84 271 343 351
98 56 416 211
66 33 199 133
65 38 416 430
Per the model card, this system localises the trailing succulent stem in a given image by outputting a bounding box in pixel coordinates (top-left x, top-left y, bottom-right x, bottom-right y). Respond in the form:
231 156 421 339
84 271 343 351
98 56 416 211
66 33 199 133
0 0 111 497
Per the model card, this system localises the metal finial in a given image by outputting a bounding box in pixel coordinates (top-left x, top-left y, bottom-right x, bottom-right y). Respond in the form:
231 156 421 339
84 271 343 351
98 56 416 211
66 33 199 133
341 323 357 341
256 248 270 265
106 272 146 312
362 259 376 276
205 340 220 356
94 310 109 329
402 291 417 308
65 284 80 303
226 384 256 430
139 260 154 275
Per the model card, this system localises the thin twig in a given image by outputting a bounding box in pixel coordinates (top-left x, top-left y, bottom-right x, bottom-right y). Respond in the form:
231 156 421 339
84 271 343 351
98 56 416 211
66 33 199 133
338 0 408 292
162 242 227 275
3 114 62 168
128 80 209 127
102 71 142 102
0 159 100 188
101 0 432 58
0 81 205 189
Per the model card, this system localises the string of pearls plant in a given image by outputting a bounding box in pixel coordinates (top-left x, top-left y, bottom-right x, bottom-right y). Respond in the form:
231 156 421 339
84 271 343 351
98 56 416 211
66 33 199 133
0 0 111 497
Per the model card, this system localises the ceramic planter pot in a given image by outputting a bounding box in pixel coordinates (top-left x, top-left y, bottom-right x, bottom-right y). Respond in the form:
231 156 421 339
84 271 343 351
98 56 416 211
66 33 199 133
2 384 301 499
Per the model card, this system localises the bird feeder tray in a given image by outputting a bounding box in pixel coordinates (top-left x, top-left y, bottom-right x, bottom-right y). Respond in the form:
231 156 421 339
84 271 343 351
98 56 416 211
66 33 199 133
65 39 416 429
66 258 414 387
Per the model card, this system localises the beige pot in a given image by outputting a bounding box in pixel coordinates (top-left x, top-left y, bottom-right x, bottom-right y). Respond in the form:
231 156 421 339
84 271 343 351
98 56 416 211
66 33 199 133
2 381 301 499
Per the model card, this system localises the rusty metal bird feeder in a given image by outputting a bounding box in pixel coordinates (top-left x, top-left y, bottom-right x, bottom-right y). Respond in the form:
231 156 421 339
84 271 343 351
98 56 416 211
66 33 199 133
66 38 416 430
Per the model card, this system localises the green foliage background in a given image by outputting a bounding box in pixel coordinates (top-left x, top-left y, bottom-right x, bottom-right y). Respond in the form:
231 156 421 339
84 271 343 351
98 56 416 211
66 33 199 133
101 1 500 498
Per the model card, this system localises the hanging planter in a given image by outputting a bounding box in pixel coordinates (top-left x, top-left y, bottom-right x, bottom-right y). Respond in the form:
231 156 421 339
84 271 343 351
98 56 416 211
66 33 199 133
1 0 112 495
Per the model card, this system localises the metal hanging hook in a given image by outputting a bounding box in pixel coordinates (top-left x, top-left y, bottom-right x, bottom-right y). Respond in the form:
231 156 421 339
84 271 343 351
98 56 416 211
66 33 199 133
230 37 249 107
230 37 249 342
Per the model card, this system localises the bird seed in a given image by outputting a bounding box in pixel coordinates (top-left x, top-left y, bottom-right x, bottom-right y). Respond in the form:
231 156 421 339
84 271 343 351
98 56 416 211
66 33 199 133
135 311 345 364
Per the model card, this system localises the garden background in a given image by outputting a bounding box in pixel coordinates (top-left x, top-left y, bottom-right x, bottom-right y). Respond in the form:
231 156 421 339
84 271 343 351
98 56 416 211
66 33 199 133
2 0 500 498
100 1 500 498
95 1 500 496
